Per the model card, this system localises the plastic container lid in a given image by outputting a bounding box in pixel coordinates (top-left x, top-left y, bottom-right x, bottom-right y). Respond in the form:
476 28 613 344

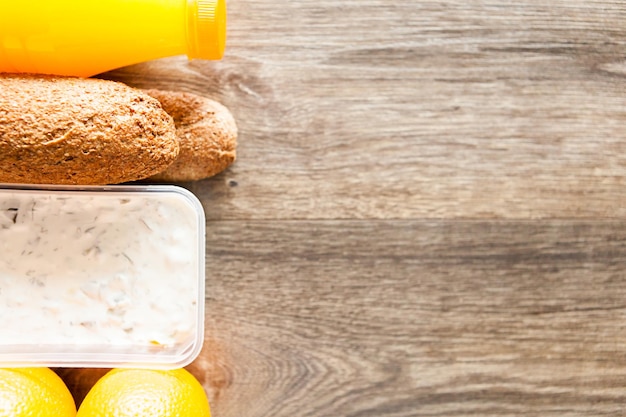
0 184 205 369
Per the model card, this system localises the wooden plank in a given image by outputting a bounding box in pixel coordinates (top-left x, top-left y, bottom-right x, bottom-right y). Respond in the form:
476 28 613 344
182 220 626 416
103 0 626 220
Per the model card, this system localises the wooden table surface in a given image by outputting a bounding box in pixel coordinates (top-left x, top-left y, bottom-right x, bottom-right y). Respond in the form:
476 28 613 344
59 0 626 415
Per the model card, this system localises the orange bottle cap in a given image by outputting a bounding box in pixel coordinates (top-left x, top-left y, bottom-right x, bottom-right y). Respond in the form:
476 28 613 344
188 0 227 60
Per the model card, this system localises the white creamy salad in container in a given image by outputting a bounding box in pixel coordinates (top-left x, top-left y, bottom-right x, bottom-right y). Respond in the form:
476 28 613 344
0 184 205 369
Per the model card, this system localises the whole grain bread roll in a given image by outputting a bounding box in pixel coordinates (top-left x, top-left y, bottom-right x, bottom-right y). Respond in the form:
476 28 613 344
0 74 179 185
143 89 237 182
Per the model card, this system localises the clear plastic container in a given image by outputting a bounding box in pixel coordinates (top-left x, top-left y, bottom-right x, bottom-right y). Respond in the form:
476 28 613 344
0 184 205 369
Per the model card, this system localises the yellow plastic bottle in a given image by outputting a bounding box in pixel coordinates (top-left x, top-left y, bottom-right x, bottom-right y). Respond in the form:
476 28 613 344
0 0 226 77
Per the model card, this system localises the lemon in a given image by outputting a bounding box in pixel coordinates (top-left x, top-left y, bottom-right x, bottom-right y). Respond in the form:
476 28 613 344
0 367 76 417
77 368 211 417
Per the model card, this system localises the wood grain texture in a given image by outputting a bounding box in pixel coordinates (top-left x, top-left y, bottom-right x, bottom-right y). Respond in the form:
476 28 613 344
197 220 626 416
86 1 626 416
103 0 626 220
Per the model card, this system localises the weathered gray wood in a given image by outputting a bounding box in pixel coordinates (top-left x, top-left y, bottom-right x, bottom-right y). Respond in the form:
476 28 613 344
188 220 626 417
103 0 626 220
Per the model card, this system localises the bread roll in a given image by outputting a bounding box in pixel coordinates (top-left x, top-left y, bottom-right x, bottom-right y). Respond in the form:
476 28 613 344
144 89 237 182
0 74 179 185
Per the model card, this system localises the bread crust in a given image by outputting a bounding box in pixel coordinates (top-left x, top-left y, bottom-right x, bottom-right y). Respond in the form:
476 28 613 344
144 89 237 182
0 74 179 185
